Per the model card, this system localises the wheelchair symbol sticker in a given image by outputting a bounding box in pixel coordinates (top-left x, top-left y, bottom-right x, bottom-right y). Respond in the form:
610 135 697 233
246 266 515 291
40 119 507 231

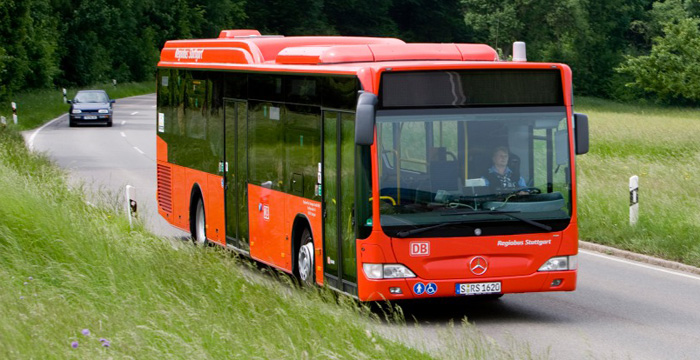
426 283 437 295
413 282 426 295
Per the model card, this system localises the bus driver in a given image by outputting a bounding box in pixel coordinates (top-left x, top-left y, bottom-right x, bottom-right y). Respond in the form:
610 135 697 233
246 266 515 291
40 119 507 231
483 146 528 195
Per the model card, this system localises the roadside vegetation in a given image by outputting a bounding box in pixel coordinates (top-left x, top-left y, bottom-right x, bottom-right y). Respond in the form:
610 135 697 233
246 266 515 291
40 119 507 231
0 124 538 359
0 81 154 131
576 97 700 267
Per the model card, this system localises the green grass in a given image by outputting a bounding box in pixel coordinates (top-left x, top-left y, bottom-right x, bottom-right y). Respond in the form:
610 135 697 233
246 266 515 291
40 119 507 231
0 81 155 131
575 97 700 266
0 127 537 359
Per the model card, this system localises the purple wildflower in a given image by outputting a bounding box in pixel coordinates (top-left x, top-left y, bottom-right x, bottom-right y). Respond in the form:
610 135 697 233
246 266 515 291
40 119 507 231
71 341 79 349
102 341 110 348
28 276 33 281
23 282 28 286
100 338 107 343
19 296 24 300
81 329 90 336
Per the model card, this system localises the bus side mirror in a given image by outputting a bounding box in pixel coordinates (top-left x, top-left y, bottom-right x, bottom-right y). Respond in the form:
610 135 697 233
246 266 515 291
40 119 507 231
355 92 377 146
574 113 589 155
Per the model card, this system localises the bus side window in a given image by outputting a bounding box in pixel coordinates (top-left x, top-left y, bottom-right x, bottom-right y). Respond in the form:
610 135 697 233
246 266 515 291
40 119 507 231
248 101 284 189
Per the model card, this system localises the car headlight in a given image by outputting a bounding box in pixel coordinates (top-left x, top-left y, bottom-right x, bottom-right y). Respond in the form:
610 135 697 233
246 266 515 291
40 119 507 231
72 109 82 114
98 109 109 114
538 255 578 271
363 263 416 279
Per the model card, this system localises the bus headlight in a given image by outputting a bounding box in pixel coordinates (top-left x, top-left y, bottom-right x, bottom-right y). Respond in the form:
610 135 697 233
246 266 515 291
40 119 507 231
538 255 577 271
363 264 416 279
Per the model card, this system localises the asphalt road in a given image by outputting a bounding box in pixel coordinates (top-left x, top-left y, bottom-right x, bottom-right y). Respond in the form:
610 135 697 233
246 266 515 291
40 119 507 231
24 95 700 359
24 94 186 238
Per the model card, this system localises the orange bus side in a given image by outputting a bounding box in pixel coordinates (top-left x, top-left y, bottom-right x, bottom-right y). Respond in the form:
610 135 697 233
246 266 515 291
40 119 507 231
248 184 324 285
157 161 225 244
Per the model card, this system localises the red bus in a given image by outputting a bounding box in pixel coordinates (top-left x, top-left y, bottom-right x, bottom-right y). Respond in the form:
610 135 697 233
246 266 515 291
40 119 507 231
156 30 589 301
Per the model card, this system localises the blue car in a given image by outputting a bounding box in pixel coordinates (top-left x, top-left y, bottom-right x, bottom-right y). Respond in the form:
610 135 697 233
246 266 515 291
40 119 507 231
68 90 115 127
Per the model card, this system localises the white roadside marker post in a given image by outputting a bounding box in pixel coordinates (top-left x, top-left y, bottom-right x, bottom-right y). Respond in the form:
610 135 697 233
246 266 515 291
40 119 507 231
629 175 639 225
125 185 137 229
11 102 17 124
63 88 67 103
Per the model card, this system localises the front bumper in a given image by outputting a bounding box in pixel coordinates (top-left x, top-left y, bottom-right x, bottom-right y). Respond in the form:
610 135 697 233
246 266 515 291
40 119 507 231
70 114 112 123
359 270 576 301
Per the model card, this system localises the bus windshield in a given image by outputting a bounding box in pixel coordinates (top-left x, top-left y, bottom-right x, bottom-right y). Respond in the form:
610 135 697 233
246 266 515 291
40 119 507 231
376 107 572 237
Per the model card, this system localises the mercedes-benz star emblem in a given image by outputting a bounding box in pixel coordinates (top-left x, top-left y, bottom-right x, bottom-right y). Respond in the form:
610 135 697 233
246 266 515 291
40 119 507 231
469 256 488 276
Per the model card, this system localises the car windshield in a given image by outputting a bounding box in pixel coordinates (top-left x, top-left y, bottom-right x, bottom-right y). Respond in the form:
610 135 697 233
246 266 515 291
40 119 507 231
376 107 572 237
74 92 109 103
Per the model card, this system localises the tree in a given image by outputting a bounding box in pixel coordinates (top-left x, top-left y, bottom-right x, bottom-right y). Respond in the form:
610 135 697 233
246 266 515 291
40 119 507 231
391 0 469 42
462 0 647 97
617 17 700 103
0 0 58 98
324 0 399 37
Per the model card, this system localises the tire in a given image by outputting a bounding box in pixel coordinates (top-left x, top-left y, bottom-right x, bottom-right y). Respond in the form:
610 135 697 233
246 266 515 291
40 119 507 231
69 120 76 127
106 121 112 127
192 196 208 246
296 228 315 285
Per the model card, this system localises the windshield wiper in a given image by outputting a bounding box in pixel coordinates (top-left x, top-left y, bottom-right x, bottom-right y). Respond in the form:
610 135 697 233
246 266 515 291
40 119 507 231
446 210 552 232
395 220 474 238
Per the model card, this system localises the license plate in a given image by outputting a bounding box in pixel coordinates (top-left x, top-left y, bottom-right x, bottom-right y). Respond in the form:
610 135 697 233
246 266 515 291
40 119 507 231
456 282 501 295
84 116 97 120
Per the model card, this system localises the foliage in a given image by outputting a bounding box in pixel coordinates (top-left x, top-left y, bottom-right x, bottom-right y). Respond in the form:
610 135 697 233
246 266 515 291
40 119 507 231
462 0 648 98
618 12 700 103
2 0 700 105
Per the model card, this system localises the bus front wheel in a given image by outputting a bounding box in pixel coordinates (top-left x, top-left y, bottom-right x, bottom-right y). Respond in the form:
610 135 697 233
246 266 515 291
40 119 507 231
297 228 315 285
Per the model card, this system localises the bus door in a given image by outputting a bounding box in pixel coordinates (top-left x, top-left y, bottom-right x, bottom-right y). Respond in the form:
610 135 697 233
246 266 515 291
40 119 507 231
323 111 357 294
224 99 249 252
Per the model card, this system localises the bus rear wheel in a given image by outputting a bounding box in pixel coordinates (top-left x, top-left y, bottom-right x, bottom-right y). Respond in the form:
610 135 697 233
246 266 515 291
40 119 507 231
192 196 208 246
297 228 314 285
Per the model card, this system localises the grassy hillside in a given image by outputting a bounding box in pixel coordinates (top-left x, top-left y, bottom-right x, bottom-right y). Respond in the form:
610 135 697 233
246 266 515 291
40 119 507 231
0 126 535 359
0 128 424 358
0 81 155 131
575 97 700 266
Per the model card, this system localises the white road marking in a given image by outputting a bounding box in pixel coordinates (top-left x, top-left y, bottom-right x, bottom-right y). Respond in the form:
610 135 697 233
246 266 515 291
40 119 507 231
27 114 67 150
151 105 156 108
133 146 144 154
121 121 126 125
130 111 139 116
580 249 700 282
120 132 126 137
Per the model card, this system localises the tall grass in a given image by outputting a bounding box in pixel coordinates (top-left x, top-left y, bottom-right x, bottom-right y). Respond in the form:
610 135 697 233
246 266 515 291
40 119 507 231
0 128 418 358
575 97 700 266
0 126 537 359
0 81 155 131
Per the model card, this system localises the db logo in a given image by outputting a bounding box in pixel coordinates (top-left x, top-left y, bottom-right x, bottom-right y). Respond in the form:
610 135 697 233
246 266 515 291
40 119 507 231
410 242 430 256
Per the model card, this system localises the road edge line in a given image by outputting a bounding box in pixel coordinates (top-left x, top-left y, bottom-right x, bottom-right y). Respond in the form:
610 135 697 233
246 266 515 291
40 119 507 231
27 113 67 150
580 240 700 277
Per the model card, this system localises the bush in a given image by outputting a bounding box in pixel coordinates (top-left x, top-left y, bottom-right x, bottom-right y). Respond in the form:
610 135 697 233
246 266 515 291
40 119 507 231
617 17 700 104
